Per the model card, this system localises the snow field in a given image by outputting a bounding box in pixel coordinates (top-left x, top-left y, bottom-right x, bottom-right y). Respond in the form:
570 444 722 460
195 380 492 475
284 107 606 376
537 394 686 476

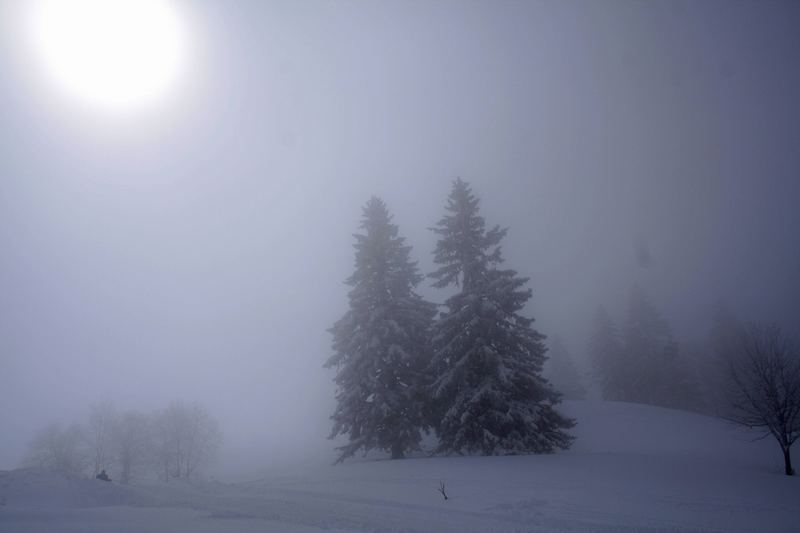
1 400 797 533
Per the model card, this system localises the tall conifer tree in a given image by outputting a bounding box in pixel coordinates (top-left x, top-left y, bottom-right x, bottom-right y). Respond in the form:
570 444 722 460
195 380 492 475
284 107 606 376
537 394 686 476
326 197 436 462
588 306 625 400
428 179 574 455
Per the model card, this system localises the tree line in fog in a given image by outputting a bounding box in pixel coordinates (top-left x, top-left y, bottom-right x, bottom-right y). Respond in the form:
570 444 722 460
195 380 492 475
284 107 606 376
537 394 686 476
25 400 221 483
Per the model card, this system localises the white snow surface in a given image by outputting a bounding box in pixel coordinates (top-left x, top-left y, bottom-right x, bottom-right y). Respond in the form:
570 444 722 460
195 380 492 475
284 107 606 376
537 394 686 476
1 400 798 532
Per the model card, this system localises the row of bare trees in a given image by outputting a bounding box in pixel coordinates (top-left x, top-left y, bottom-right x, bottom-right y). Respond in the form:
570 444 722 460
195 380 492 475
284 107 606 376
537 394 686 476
24 400 222 484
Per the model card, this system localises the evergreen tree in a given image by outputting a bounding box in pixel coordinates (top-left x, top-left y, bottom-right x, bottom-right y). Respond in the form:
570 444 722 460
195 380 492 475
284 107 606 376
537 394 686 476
710 301 744 361
588 305 625 400
703 301 745 413
326 197 436 462
546 337 586 401
621 286 701 410
428 179 574 455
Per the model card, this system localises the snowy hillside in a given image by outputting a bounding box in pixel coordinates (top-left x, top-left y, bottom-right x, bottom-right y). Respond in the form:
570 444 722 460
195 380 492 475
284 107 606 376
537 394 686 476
1 401 798 533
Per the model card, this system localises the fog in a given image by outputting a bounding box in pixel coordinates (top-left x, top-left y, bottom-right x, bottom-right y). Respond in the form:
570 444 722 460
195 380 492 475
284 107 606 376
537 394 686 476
1 0 798 478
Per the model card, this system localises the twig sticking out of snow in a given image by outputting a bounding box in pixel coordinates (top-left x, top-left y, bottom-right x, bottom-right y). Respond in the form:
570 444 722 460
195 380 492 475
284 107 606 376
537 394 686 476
438 481 449 501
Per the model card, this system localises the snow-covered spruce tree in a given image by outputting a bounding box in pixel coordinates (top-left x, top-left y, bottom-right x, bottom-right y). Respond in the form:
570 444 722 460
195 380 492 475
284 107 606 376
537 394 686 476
326 197 436 462
545 337 586 401
428 179 574 455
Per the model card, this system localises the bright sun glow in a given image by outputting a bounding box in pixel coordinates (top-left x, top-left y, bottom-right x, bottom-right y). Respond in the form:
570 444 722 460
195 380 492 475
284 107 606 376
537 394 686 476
28 0 186 112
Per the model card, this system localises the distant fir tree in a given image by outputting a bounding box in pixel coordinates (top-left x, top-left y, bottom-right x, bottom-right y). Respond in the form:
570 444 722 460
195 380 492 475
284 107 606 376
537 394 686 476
681 339 716 414
588 306 625 401
545 337 586 401
709 301 744 361
428 179 574 455
621 286 701 410
704 301 745 414
326 197 436 462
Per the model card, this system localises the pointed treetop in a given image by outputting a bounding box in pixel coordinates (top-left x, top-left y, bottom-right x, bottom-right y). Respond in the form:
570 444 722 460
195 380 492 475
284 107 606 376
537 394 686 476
430 179 507 290
362 196 390 224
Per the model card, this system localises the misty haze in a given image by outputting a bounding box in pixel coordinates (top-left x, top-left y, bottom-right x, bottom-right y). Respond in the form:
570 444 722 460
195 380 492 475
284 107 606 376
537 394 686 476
1 1 799 532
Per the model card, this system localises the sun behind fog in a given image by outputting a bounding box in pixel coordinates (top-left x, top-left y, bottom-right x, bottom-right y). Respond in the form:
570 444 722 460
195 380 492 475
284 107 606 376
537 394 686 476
28 0 186 112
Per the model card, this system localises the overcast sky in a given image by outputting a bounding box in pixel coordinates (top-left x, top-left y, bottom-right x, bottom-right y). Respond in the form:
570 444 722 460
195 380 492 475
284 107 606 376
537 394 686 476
1 0 798 474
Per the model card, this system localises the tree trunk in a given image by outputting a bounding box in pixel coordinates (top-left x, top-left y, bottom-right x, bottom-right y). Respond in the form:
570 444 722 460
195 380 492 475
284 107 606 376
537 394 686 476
783 447 794 476
390 442 404 460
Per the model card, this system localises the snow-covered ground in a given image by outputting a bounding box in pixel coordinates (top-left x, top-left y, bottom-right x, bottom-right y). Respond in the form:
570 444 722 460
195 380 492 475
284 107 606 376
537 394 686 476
2 401 798 532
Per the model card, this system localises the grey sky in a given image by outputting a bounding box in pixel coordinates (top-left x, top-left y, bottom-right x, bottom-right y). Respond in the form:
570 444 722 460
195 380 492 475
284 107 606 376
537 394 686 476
1 0 798 473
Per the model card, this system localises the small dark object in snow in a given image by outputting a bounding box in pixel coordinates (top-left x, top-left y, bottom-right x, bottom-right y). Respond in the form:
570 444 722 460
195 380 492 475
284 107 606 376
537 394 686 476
96 469 111 482
438 481 448 501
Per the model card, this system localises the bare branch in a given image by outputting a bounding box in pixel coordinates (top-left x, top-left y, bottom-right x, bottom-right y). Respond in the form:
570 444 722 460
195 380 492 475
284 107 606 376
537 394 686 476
726 324 800 475
438 481 449 501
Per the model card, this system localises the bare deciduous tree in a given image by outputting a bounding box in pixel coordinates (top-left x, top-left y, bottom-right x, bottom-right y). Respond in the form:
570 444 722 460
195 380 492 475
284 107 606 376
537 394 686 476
24 423 88 476
155 401 222 481
87 400 117 476
728 324 800 476
180 402 222 479
112 411 151 484
151 409 174 482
